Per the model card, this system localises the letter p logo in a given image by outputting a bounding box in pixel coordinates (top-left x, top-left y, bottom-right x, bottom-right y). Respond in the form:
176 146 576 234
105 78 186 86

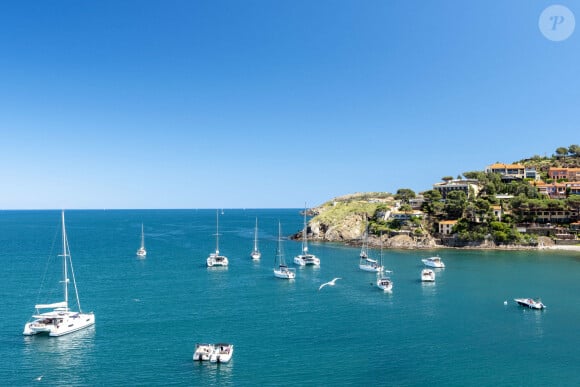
539 5 575 41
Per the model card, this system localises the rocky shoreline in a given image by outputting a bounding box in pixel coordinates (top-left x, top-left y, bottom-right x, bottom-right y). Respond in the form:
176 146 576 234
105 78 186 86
291 215 579 252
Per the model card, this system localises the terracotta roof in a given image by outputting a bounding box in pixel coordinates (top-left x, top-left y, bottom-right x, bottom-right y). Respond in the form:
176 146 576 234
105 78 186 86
488 163 525 169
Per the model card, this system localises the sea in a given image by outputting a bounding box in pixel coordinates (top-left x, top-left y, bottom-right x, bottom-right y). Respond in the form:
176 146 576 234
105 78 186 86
1 209 579 386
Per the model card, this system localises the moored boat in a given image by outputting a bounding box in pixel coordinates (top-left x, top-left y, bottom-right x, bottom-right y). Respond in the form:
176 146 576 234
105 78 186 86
136 223 147 257
193 343 214 361
209 343 234 363
207 210 229 267
422 256 445 268
294 205 320 266
359 222 383 272
250 217 261 260
23 211 95 337
274 222 296 279
421 268 435 282
514 298 546 310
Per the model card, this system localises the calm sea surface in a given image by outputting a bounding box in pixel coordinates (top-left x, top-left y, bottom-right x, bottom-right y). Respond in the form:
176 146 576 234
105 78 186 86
1 209 579 386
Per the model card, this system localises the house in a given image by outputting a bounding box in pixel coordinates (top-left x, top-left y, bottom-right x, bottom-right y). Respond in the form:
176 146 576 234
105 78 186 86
492 205 503 221
390 210 425 221
548 167 580 182
433 179 480 199
536 181 580 199
438 220 458 235
485 163 529 180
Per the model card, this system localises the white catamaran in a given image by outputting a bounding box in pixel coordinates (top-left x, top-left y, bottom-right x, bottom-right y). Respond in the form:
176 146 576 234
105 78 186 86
136 223 147 257
294 206 320 266
23 211 95 337
207 210 229 267
250 217 261 260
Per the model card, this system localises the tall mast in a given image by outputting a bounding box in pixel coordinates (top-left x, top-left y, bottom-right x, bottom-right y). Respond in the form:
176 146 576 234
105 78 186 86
254 218 258 251
215 210 220 254
62 211 69 308
302 204 308 254
141 223 145 249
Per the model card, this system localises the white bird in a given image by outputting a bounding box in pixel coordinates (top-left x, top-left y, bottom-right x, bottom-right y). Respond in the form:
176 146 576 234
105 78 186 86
319 277 342 290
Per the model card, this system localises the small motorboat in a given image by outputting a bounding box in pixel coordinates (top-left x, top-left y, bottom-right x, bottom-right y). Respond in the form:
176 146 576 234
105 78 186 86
422 256 445 268
193 343 214 361
210 343 234 363
421 268 435 282
514 298 546 310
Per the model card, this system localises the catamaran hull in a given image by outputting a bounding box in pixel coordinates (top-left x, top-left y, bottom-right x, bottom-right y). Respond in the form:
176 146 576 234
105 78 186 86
359 264 383 272
23 313 95 336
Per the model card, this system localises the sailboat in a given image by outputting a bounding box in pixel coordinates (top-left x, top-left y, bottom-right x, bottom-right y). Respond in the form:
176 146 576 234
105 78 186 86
274 222 296 279
207 210 229 267
359 222 383 272
23 211 95 336
293 206 320 266
376 236 393 292
136 223 147 257
250 217 261 260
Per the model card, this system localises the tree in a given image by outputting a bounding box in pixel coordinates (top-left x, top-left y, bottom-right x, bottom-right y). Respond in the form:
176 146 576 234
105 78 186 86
394 188 416 203
555 147 568 157
569 144 580 157
444 191 467 219
442 176 454 182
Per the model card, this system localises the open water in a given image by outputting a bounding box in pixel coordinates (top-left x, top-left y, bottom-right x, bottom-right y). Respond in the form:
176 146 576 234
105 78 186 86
1 209 579 386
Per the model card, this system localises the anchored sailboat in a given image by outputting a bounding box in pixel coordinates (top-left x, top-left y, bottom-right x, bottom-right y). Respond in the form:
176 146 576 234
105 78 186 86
23 211 95 336
274 222 296 279
250 218 261 260
136 223 147 257
207 210 229 267
294 205 320 266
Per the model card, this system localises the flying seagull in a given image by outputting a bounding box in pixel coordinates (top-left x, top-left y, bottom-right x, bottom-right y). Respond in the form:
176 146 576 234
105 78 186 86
319 277 342 290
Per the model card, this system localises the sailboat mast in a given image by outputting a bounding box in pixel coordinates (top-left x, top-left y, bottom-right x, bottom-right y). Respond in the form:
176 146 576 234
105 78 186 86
215 210 220 254
302 204 308 254
277 221 284 265
141 223 145 249
254 218 258 251
62 211 69 308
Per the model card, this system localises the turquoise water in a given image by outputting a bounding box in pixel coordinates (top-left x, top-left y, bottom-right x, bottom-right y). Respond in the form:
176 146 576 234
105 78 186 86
1 209 579 386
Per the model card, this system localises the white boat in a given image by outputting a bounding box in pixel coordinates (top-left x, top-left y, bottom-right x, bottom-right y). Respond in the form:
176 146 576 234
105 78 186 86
359 223 383 272
422 256 445 268
193 343 214 361
250 217 261 260
136 223 147 257
294 206 320 266
514 298 546 310
23 211 95 337
274 222 296 279
421 268 435 282
207 210 228 267
209 343 234 363
376 238 393 291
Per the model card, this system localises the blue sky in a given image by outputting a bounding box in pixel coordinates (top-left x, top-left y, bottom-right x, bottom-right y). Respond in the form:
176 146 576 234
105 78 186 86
1 1 578 209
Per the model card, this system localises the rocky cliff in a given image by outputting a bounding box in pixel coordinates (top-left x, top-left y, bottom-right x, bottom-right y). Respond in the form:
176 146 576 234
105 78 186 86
292 193 441 249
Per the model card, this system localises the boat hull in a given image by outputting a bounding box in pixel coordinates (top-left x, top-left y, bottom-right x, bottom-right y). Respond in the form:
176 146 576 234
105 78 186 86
514 298 545 309
359 263 383 272
421 269 435 282
274 268 296 279
23 312 95 337
294 254 320 266
422 257 445 268
207 255 229 267
210 344 234 363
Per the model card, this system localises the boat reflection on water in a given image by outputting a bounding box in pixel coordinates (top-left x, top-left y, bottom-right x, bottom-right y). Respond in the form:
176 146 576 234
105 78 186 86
22 325 96 384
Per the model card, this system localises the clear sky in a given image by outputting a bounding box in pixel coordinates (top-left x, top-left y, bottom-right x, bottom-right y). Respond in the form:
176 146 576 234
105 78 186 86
1 1 578 209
